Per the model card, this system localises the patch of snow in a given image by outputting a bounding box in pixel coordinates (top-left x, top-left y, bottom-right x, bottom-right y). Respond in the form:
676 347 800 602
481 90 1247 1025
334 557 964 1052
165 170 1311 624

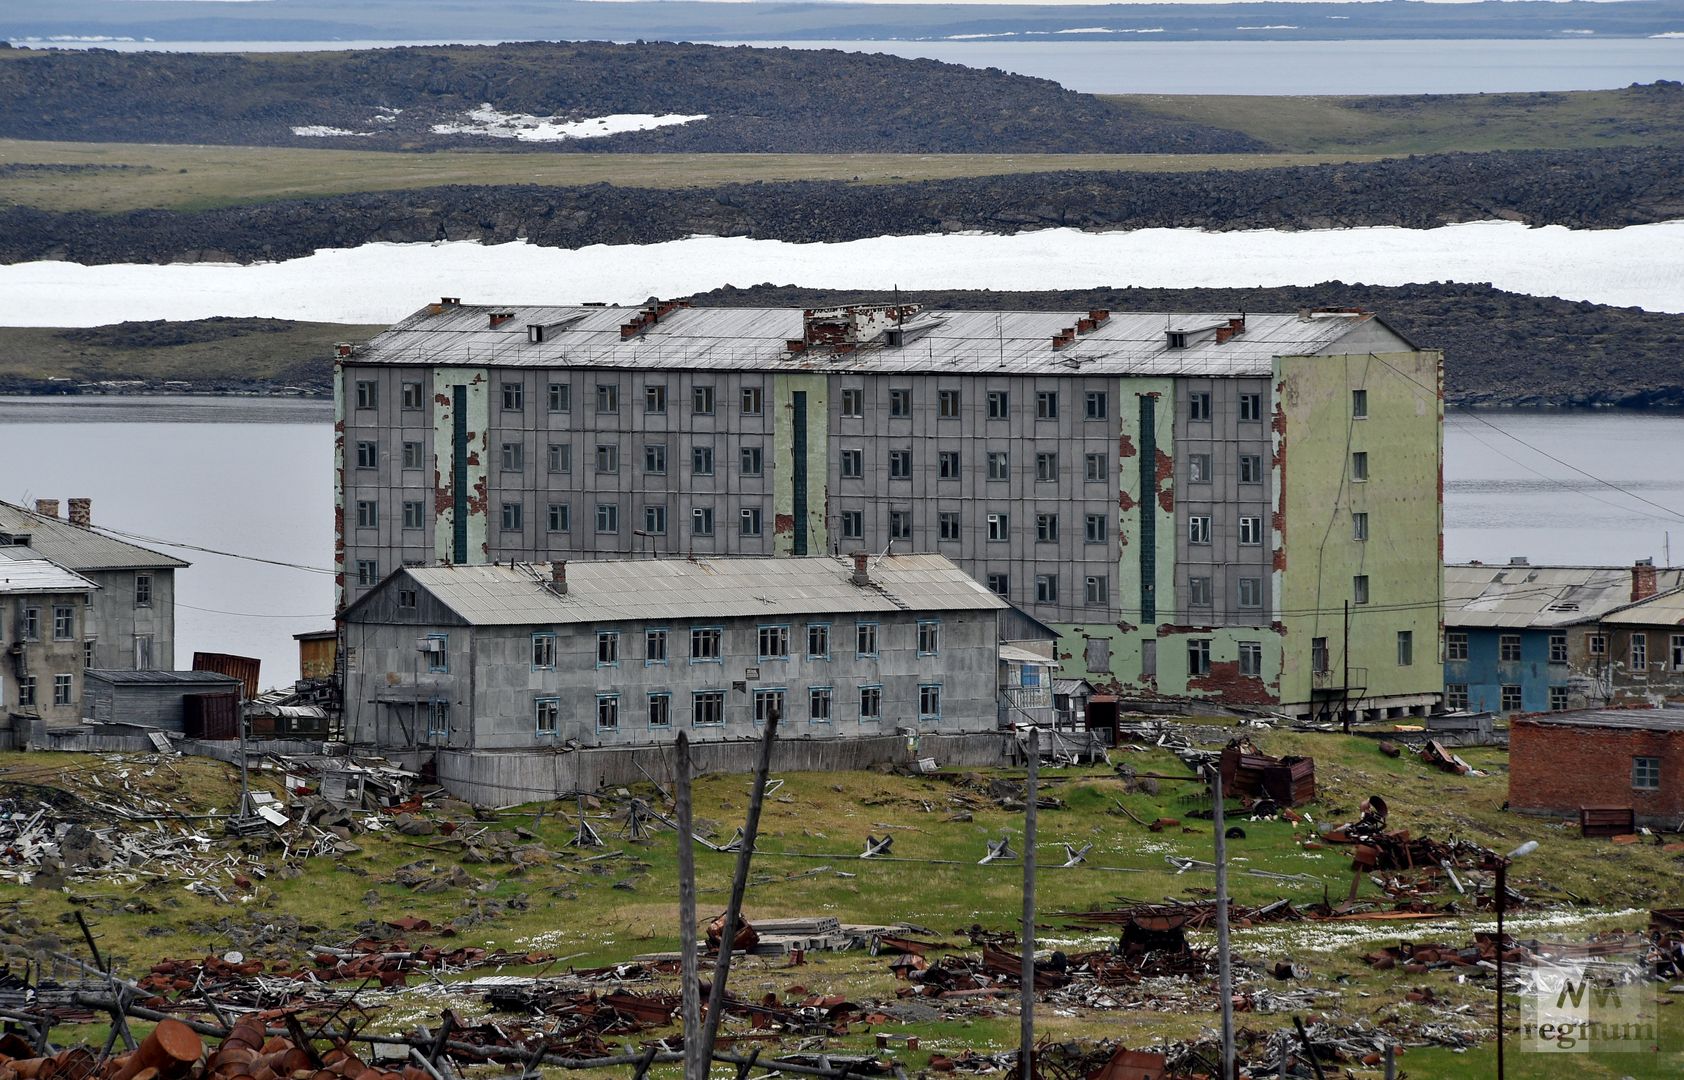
290 126 376 138
1559 29 1596 34
1218 907 1648 956
1237 25 1301 30
1052 27 1166 34
1651 32 1684 38
942 33 1020 40
5 220 1684 327
430 105 707 142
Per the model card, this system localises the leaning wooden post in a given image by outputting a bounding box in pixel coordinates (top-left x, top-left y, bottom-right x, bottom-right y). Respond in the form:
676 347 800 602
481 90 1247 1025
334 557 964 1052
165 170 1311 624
1212 765 1235 1080
675 733 703 1080
698 708 780 1067
1019 727 1038 1080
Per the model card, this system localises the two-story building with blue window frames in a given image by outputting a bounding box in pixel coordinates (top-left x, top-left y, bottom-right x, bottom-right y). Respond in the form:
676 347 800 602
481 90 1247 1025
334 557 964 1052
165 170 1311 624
1443 559 1682 716
341 553 1053 768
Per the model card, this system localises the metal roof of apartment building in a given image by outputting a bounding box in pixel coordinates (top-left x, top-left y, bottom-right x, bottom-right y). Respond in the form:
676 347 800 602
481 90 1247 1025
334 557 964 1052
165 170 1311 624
347 554 1009 627
0 502 188 571
1442 562 1684 630
1596 586 1684 627
0 557 97 596
352 303 1413 378
1518 707 1684 733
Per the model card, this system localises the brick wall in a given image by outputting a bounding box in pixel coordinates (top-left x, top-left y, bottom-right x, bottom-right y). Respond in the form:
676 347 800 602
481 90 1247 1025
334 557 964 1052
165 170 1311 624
1509 719 1684 825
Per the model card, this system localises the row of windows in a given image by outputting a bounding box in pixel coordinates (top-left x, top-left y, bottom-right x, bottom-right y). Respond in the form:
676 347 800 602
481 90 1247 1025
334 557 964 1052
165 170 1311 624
422 620 945 675
6 606 77 642
513 683 944 734
835 508 1113 545
840 387 1105 422
1186 515 1267 547
1445 630 1684 669
838 448 1114 485
356 380 772 419
1184 391 1267 424
1309 631 1415 673
1186 453 1266 486
10 673 75 707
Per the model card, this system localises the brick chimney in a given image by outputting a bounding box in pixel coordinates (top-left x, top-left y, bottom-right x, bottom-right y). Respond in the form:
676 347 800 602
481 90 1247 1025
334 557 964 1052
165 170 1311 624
67 498 91 528
550 561 568 596
34 499 58 519
851 552 870 587
1632 558 1658 602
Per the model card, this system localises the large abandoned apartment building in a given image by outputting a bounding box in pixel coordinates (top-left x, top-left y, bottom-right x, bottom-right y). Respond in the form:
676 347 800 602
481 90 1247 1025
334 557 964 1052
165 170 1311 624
337 299 1443 720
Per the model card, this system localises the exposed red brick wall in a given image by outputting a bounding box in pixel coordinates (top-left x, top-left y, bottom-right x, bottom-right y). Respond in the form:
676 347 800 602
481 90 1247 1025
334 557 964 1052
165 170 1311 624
1509 719 1684 824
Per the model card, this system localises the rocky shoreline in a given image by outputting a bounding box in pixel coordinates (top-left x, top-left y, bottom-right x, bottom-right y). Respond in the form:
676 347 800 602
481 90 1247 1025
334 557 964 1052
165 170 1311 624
3 146 1680 266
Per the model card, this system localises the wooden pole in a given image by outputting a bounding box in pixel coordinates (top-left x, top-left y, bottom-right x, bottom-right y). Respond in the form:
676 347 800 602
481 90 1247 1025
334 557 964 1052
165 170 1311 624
1212 766 1235 1080
698 708 780 1067
1496 859 1507 1080
675 733 702 1080
1019 728 1038 1080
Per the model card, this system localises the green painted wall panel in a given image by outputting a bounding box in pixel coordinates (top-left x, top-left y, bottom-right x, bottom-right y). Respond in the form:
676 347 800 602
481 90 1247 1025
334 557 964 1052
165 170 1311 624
431 367 490 566
773 373 830 557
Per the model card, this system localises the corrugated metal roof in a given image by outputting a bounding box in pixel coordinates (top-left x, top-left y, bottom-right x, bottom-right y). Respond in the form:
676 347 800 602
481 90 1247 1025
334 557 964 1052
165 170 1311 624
369 554 1007 627
1519 707 1684 733
1597 586 1684 627
84 670 240 686
0 558 97 595
354 304 1403 378
0 503 189 571
1442 563 1683 629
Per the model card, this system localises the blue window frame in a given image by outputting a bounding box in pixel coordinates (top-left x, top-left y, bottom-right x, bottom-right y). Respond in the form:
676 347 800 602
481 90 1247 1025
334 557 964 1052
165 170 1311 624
531 631 556 671
647 691 672 728
918 683 942 721
855 621 879 658
646 628 670 666
427 696 450 737
534 696 560 736
858 684 883 722
690 626 723 663
757 624 791 660
426 633 449 673
692 689 726 726
808 686 833 723
753 687 786 724
806 623 831 660
596 693 621 732
596 630 620 667
917 619 941 656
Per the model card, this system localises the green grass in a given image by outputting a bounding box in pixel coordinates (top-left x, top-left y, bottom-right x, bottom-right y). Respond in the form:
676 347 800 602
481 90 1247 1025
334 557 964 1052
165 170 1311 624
0 321 381 387
1107 84 1684 155
0 139 1383 213
1 734 1678 1074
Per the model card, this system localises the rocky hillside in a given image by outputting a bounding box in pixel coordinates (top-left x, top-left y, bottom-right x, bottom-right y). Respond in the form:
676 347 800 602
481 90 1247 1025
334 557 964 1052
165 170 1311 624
0 41 1258 154
2 146 1678 265
695 283 1684 409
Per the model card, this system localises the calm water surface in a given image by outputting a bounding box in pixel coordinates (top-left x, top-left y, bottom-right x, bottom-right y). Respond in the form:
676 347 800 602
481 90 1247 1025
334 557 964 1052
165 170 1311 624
0 399 1676 687
26 38 1684 94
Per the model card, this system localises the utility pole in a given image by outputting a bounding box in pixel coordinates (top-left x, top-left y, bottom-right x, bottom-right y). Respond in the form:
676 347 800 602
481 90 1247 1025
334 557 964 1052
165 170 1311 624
1019 727 1038 1080
697 709 779 1069
674 733 701 1080
1211 765 1235 1080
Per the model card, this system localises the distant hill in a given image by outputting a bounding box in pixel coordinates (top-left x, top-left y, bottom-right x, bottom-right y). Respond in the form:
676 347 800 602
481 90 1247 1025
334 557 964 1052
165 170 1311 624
0 41 1260 154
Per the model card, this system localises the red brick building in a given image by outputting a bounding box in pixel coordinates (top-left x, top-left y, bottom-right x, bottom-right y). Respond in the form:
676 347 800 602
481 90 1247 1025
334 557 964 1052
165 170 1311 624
1509 708 1684 826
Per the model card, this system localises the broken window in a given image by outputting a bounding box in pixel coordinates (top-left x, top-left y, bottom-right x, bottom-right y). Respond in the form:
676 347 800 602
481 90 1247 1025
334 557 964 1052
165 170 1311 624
889 388 912 417
402 382 423 410
859 685 882 721
839 388 863 418
1634 756 1661 790
500 503 522 532
1351 451 1369 482
1239 641 1263 677
1141 640 1157 678
840 510 862 539
740 507 763 537
1550 634 1569 664
938 389 961 418
986 513 1009 542
646 629 668 664
596 694 620 731
597 631 620 666
52 674 71 707
1239 393 1262 422
808 687 832 723
1632 633 1648 669
1085 391 1108 420
427 698 450 737
986 390 1010 419
741 446 765 477
1311 637 1329 675
548 383 570 412
648 693 672 728
547 504 570 533
1188 393 1212 422
1188 516 1212 545
645 385 667 414
1187 639 1211 676
889 449 912 479
888 510 912 540
1085 514 1107 544
856 622 879 656
918 621 940 656
1499 634 1522 662
692 385 715 416
1085 636 1110 673
1085 454 1108 483
757 625 790 660
692 507 714 536
1036 514 1058 543
52 606 73 641
918 684 942 719
1500 685 1522 711
807 624 830 659
1352 511 1368 541
938 512 960 541
548 444 571 473
986 574 1009 597
1240 517 1263 546
938 451 961 479
1084 575 1107 606
1550 686 1569 711
1189 577 1212 607
1189 454 1211 484
644 505 667 535
1353 575 1370 605
402 441 424 470
1238 577 1262 609
988 452 1010 481
741 385 764 416
753 688 785 724
532 633 556 670
1240 454 1263 485
1036 452 1058 482
595 384 619 414
1446 631 1468 661
501 382 523 412
355 380 377 410
1397 630 1414 667
1352 388 1369 419
1035 391 1059 420
1446 684 1469 711
534 697 559 736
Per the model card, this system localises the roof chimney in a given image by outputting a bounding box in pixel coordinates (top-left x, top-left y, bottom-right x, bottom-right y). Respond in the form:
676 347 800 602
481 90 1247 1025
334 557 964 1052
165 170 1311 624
550 560 568 596
1633 557 1658 602
851 552 870 587
34 499 58 519
1508 556 1529 566
67 498 91 528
